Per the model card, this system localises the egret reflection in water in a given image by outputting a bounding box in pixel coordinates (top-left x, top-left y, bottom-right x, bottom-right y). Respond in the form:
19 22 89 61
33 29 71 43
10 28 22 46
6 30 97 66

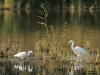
14 61 33 72
69 62 85 75
74 62 84 70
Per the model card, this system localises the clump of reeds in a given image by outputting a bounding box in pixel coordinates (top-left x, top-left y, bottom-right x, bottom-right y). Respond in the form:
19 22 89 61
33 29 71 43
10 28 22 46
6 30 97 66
82 39 100 73
0 37 23 74
34 2 70 60
0 38 10 58
0 37 24 59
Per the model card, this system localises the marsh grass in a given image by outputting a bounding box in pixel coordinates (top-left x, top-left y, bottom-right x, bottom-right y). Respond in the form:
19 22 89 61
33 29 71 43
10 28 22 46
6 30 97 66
0 37 25 59
0 37 99 74
83 39 100 63
0 38 100 75
36 2 71 60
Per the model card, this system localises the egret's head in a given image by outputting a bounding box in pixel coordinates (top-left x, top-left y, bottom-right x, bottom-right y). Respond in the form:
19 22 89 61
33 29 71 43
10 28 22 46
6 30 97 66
68 40 74 45
28 51 33 54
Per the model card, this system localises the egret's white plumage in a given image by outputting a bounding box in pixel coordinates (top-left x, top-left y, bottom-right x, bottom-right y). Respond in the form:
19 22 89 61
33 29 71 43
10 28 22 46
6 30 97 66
14 51 33 59
69 40 90 60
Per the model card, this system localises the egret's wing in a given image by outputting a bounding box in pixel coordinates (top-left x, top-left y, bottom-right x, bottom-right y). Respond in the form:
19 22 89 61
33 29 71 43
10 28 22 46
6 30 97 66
14 52 27 57
19 52 27 57
75 46 89 57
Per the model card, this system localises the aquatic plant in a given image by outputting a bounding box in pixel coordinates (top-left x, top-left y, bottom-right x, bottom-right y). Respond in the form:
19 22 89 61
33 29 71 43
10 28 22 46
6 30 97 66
36 2 70 60
0 37 24 59
37 2 50 44
0 38 10 58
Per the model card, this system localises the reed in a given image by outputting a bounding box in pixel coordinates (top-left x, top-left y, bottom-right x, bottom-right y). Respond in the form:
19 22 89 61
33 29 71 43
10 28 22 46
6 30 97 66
37 2 51 44
36 2 71 60
0 37 24 59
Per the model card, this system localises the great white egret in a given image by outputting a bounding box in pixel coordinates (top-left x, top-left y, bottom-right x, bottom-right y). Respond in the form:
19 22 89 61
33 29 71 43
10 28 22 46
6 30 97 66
14 51 33 59
68 40 90 61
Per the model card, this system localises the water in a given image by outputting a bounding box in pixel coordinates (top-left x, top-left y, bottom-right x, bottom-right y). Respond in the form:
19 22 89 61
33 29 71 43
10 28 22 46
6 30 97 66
0 9 100 49
0 58 99 75
0 9 100 75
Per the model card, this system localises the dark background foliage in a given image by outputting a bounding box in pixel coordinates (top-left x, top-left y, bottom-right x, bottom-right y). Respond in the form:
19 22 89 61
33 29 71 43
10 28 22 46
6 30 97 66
0 0 99 9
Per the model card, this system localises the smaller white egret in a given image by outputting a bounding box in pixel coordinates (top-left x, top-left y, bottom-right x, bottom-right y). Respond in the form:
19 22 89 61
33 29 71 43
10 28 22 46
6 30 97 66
68 40 90 61
14 51 33 59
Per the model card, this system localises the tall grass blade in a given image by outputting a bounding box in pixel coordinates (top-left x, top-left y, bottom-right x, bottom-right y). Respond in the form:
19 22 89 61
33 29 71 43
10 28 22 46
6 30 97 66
37 22 46 26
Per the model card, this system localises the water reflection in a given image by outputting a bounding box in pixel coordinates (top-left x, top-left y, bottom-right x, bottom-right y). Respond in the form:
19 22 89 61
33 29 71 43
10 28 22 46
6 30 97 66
0 9 100 50
0 58 100 75
68 60 85 75
14 60 33 72
74 62 84 71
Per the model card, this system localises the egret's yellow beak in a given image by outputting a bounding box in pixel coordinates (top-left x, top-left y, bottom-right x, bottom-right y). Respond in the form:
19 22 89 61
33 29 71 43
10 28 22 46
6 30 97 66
68 42 70 45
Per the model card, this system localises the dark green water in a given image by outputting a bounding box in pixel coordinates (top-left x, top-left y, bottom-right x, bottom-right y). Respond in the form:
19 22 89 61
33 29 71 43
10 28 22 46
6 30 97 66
0 9 100 75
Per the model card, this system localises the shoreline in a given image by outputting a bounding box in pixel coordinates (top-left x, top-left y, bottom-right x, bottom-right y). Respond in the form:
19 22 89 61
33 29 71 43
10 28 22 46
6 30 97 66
0 6 100 10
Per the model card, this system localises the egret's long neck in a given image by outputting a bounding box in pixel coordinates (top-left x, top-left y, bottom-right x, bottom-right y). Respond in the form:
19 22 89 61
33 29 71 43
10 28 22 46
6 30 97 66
71 42 75 50
27 52 30 56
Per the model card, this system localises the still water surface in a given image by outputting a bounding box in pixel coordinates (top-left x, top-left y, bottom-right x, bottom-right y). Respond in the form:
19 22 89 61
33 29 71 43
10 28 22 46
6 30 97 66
0 9 100 75
0 9 100 49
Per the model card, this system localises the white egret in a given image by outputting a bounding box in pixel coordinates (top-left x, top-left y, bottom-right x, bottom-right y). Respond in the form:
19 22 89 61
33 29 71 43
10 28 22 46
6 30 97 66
68 40 90 61
14 51 33 59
